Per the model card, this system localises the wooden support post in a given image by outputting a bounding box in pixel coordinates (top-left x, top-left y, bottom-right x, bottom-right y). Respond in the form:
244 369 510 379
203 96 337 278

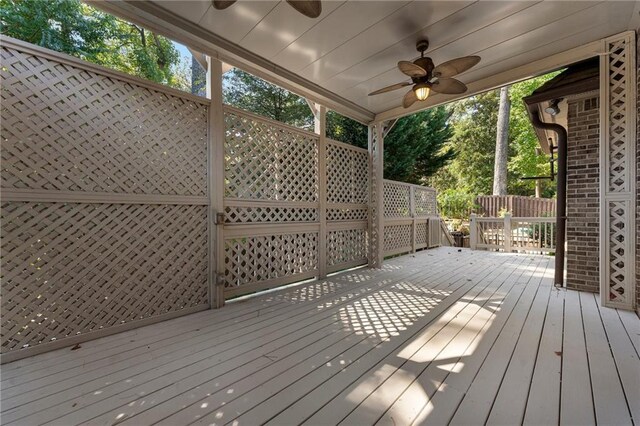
469 213 477 250
410 186 416 253
368 123 385 267
207 56 226 308
504 212 512 253
316 104 327 279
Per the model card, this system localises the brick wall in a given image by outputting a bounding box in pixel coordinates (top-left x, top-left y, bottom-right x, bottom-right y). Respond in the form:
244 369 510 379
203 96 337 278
566 96 600 293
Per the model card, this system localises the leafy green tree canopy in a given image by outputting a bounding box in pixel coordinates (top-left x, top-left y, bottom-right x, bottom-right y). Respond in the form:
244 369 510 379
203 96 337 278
0 0 187 89
431 73 559 202
383 107 456 184
223 69 313 130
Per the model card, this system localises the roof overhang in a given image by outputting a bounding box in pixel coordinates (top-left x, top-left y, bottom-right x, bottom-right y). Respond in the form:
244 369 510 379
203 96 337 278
88 1 639 125
88 0 376 123
523 58 599 154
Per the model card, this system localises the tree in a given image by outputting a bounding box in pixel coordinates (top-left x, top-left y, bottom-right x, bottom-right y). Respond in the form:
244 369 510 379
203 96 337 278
326 110 367 149
0 0 187 90
432 90 500 196
223 69 313 130
431 72 559 202
383 107 456 184
493 86 510 195
507 74 559 198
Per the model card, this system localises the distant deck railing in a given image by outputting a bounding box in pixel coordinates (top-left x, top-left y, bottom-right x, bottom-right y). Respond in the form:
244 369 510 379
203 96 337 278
476 195 556 217
470 213 556 254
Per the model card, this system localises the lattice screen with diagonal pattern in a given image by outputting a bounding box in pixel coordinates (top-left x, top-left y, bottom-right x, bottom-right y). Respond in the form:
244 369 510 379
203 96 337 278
0 40 210 357
382 180 439 257
600 33 637 310
221 113 370 296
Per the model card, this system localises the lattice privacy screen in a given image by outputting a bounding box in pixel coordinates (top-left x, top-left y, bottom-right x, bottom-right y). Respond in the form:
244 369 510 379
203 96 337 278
221 109 370 296
1 40 209 357
600 33 637 310
382 180 439 257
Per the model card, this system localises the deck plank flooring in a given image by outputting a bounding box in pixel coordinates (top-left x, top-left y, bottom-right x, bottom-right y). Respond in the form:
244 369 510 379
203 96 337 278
1 248 637 426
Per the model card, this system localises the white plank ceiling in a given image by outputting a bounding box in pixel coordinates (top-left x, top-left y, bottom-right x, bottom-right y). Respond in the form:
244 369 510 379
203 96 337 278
140 1 638 115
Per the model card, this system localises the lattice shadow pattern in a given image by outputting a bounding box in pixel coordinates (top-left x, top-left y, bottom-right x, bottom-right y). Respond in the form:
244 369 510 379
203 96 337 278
1 202 208 353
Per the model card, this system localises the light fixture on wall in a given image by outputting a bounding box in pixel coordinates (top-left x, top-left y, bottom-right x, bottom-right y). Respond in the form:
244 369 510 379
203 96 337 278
544 98 561 116
413 83 431 101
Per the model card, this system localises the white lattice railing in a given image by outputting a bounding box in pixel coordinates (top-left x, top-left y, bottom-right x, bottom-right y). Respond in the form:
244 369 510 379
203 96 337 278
1 38 210 360
470 213 557 254
382 180 440 257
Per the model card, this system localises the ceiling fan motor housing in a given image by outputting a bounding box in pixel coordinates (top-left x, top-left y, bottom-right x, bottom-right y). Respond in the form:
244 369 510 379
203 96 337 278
412 57 435 83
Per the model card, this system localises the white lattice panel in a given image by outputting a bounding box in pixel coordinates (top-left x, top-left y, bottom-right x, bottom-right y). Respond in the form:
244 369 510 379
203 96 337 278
223 232 318 289
1 202 208 353
415 187 437 216
600 33 637 310
224 205 318 223
224 108 318 202
327 141 369 204
607 201 630 304
327 208 368 222
605 39 631 193
416 221 429 248
384 182 411 218
383 224 412 254
0 46 208 196
327 229 368 267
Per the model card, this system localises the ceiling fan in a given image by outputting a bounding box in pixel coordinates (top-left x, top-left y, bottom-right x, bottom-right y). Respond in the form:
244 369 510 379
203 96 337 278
212 0 322 19
368 39 480 108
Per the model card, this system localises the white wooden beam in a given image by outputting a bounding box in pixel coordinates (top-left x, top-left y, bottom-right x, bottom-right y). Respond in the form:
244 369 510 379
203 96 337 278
368 123 385 268
87 0 375 125
207 56 226 309
316 105 327 278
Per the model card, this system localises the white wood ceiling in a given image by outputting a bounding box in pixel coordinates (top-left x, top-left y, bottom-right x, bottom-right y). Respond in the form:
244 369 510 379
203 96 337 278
143 1 638 115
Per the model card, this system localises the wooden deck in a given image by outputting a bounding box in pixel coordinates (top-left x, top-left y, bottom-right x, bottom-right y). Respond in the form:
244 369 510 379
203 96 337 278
2 248 638 426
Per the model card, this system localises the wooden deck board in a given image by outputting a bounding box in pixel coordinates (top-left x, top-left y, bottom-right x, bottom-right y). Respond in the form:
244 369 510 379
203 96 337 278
1 248 637 426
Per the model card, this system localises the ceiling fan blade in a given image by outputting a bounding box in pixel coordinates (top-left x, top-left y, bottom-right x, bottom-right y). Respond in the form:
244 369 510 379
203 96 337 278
212 0 236 10
402 89 418 108
431 78 467 94
368 82 411 96
433 56 481 78
286 0 322 18
398 61 426 78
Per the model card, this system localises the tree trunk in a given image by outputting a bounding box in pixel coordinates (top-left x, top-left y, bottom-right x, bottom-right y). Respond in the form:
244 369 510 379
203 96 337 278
493 86 510 196
535 179 541 198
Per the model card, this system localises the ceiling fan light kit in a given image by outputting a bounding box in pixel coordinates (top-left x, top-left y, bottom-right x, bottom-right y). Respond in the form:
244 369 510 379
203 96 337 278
369 38 481 108
413 82 431 101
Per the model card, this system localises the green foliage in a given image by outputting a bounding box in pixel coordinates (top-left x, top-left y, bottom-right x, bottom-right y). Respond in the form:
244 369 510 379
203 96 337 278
383 107 455 184
223 69 313 130
507 75 559 197
431 73 559 202
0 0 187 89
326 110 367 149
437 189 477 220
433 91 499 195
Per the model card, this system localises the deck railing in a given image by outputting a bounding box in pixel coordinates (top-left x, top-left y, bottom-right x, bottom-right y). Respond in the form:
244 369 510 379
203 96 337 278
470 213 556 254
476 195 556 217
